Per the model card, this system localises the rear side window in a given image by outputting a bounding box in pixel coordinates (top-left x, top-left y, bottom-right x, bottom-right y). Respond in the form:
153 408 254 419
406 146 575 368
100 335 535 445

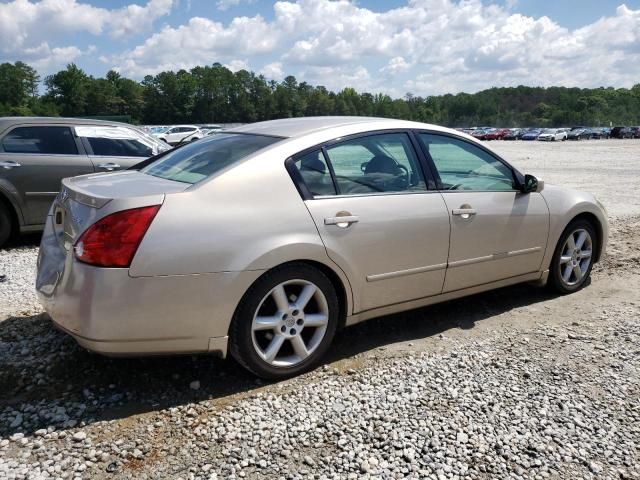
292 150 336 197
142 133 281 184
1 126 78 154
75 126 162 157
324 133 426 195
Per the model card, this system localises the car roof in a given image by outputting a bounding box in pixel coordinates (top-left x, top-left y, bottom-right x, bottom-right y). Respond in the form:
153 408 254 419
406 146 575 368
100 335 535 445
227 116 420 138
0 116 138 131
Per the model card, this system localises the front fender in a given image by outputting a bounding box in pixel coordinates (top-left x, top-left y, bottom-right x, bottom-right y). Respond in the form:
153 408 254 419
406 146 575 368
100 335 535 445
540 185 609 270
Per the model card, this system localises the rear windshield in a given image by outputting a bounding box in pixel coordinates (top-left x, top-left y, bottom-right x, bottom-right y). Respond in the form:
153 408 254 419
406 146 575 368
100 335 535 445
142 133 281 184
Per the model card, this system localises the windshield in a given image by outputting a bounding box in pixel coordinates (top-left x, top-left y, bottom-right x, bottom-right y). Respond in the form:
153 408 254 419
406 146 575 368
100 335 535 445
142 133 282 184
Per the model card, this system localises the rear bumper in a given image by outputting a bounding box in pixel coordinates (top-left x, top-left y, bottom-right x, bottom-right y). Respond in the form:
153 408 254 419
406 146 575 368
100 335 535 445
36 217 263 357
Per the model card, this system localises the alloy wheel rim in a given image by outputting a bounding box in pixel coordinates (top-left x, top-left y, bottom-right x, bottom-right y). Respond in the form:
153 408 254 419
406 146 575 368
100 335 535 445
559 228 593 286
251 279 329 367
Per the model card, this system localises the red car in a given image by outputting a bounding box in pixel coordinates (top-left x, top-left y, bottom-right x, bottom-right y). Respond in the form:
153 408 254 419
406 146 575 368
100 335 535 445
484 128 510 140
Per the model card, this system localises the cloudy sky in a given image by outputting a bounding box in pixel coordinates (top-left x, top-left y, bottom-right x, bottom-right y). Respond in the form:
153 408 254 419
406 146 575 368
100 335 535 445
1 0 639 96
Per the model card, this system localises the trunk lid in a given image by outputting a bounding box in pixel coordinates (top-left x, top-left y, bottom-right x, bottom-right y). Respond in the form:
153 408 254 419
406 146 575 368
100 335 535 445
53 170 189 250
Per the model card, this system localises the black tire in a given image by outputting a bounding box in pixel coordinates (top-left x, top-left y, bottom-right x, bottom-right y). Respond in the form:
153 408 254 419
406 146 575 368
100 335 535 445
0 204 13 249
548 219 598 294
229 263 340 379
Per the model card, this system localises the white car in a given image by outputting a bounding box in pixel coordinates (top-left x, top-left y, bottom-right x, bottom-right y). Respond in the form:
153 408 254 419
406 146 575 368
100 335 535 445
538 129 567 141
154 125 202 145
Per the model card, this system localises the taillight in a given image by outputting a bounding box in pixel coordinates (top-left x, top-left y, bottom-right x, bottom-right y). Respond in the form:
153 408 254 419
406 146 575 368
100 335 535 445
74 205 161 268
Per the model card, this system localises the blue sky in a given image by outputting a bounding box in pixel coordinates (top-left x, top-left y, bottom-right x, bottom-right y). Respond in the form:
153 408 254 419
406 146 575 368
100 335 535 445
1 0 639 96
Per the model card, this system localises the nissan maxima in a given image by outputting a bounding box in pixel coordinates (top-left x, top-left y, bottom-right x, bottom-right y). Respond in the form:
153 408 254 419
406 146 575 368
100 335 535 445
36 117 608 379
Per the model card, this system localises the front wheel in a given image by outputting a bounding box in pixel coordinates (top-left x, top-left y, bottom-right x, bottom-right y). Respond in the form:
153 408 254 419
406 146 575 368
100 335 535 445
548 220 597 294
229 263 339 379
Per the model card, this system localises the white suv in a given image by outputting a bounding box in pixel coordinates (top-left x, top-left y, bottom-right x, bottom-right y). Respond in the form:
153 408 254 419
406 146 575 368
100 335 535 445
155 125 201 145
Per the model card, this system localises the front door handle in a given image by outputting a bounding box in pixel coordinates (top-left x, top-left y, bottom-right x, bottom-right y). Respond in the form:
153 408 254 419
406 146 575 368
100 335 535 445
452 206 476 219
0 160 21 170
324 215 359 228
97 162 121 171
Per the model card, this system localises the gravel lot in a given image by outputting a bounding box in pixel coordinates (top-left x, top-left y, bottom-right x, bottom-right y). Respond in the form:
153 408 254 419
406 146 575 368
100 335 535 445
1 139 639 479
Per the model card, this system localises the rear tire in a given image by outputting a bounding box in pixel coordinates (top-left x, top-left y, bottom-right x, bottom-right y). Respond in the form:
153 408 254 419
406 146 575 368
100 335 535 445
229 263 339 379
548 219 597 294
0 204 13 249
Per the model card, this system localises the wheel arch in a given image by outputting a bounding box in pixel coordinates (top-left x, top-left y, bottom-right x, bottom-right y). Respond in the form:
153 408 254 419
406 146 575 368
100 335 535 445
229 259 353 337
568 211 604 262
0 188 21 237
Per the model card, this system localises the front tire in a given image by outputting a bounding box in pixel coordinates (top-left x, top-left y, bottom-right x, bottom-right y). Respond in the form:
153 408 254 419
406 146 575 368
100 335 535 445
548 219 597 294
229 263 339 379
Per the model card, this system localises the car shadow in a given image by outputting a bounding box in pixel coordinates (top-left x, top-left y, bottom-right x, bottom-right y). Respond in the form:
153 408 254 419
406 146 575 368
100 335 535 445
0 282 557 438
1 232 41 250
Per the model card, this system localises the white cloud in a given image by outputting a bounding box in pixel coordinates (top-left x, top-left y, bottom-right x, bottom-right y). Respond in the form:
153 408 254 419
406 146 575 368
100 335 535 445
216 0 254 11
261 62 284 80
0 0 175 74
224 59 250 72
108 0 174 40
114 15 278 77
3 0 640 95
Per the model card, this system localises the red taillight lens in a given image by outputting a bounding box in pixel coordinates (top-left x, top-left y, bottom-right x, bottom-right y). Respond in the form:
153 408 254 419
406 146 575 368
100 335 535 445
74 205 161 268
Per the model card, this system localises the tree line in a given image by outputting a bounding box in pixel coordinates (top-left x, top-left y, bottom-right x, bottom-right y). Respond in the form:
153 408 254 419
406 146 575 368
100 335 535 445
1 61 639 127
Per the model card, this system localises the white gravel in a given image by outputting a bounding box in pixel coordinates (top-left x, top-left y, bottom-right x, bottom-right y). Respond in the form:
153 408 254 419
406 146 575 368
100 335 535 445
1 140 639 479
0 246 39 319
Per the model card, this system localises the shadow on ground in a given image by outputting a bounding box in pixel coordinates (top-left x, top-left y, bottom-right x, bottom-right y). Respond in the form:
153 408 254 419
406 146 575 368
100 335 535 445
0 281 556 437
1 232 41 251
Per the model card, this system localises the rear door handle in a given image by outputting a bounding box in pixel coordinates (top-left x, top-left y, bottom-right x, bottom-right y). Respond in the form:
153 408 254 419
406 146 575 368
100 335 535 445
324 215 359 228
97 162 121 171
0 160 21 169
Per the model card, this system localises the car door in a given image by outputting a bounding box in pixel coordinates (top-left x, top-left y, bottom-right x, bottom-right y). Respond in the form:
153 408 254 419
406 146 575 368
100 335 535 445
415 132 549 292
75 125 158 171
0 124 92 225
290 131 451 313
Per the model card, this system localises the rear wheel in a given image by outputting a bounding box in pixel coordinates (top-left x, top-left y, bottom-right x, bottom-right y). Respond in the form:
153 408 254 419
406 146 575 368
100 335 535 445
0 204 13 249
548 219 597 294
229 263 339 379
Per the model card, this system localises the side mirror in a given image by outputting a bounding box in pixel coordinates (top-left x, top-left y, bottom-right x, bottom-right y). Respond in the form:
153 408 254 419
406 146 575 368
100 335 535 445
522 174 544 193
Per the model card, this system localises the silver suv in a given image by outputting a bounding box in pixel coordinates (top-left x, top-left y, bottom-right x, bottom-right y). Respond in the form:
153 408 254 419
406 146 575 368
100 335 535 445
0 117 169 247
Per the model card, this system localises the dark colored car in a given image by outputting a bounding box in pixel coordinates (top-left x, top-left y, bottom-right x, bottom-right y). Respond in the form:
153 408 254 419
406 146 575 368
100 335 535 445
503 128 523 140
588 128 605 139
567 129 591 140
0 117 169 247
521 129 542 140
630 127 640 138
610 126 634 139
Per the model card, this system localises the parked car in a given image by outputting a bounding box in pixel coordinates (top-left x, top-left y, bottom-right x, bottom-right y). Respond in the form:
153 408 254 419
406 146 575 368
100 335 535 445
471 128 492 140
0 117 170 247
521 129 542 140
587 128 606 139
154 125 202 145
567 128 591 140
36 117 608 379
503 128 523 140
629 127 640 138
537 128 567 141
610 126 634 139
484 128 510 140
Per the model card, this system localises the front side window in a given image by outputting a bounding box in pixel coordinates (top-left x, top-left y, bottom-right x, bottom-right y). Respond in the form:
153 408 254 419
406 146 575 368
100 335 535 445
1 126 78 155
143 133 281 184
417 133 516 191
75 126 167 157
323 133 426 195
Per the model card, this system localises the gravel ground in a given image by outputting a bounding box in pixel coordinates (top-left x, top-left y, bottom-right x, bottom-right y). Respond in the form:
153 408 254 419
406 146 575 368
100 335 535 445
1 141 639 479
